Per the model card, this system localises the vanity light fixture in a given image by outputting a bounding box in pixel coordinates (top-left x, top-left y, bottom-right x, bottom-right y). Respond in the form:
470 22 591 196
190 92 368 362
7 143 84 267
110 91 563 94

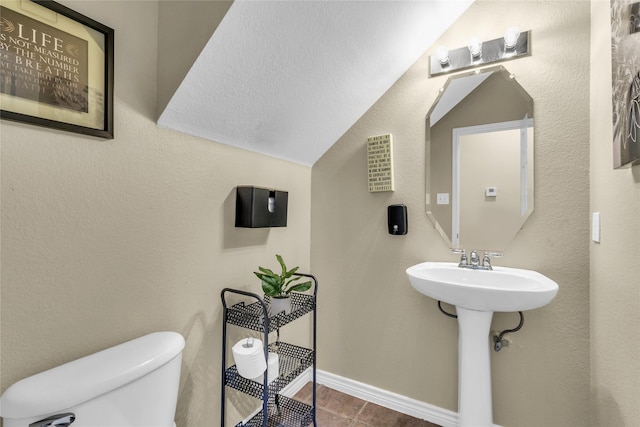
429 29 531 77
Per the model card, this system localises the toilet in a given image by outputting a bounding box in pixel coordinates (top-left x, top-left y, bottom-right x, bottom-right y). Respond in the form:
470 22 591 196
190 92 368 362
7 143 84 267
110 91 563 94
0 331 185 427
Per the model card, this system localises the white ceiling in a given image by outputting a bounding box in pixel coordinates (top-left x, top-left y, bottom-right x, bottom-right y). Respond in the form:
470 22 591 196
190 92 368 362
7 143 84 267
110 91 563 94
157 0 473 166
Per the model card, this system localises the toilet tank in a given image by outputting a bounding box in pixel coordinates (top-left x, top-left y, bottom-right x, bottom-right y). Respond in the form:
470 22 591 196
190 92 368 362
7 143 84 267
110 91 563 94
0 331 185 427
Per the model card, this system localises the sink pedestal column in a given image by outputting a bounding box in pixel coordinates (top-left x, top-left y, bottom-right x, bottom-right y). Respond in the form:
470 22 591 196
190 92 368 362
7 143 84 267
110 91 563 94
456 306 494 427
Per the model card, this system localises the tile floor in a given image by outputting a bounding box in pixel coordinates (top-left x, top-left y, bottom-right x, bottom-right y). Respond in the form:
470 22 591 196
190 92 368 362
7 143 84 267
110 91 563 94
293 382 441 427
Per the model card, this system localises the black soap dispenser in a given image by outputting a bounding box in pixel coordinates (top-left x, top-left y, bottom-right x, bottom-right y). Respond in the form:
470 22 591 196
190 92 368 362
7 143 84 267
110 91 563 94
387 204 408 235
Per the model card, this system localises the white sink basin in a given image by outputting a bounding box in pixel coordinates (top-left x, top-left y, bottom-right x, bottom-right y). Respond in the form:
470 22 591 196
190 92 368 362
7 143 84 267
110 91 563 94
406 262 558 312
406 261 559 426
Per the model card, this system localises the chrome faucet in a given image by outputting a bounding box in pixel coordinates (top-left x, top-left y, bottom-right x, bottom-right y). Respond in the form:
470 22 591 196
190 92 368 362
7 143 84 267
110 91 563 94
456 249 501 270
469 250 480 268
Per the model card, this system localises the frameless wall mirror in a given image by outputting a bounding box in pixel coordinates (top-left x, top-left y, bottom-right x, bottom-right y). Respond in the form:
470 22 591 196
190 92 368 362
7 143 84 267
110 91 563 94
426 66 534 252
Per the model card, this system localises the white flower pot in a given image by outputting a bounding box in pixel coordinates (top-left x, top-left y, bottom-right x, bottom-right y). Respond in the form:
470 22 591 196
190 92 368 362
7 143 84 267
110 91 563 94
269 296 292 316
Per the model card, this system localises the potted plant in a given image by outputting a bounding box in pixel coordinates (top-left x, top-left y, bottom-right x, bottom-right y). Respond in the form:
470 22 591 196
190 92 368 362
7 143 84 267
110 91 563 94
254 254 312 315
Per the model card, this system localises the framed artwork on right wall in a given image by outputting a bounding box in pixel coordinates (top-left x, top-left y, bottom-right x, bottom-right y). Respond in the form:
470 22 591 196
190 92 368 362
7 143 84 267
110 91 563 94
611 0 640 168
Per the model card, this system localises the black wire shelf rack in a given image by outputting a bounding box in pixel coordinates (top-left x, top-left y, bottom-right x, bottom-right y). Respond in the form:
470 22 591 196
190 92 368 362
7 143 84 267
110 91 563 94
225 293 315 333
235 395 314 427
224 342 314 399
221 273 317 427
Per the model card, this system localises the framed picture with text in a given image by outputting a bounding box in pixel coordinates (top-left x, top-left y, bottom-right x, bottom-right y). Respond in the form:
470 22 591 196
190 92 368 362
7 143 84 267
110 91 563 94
0 0 114 138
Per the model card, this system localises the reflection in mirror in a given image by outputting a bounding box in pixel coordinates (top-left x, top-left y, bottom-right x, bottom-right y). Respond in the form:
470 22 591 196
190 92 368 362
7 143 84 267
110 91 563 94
426 66 534 252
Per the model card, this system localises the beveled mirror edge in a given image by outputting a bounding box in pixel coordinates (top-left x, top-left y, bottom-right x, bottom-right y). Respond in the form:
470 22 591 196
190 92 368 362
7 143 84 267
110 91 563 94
425 65 507 223
425 65 508 120
427 210 453 248
425 65 535 252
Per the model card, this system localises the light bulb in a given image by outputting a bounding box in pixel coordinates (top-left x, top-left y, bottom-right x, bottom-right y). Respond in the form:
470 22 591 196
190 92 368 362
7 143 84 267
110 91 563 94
436 46 450 65
504 27 520 49
468 37 482 58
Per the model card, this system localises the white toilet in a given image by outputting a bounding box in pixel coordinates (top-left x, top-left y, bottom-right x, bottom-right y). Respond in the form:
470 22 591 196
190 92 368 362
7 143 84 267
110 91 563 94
0 331 185 427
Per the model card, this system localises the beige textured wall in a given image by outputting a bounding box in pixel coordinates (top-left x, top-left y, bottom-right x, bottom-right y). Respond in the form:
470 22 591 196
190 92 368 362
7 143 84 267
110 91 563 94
0 1 311 426
312 1 591 426
590 1 640 425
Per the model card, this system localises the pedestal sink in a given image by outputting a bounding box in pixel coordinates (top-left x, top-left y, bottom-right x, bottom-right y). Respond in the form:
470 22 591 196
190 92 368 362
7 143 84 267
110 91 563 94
406 262 558 427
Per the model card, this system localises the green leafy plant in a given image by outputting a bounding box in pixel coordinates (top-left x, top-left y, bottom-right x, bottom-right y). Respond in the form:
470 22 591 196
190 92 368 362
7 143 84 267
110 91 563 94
254 254 312 298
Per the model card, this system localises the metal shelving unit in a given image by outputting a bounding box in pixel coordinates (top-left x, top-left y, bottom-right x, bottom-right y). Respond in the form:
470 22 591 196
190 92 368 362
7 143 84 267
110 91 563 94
221 274 317 427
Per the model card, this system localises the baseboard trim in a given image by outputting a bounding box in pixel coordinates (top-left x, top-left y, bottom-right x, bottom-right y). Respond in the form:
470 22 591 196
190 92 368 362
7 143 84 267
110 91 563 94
265 369 506 427
319 370 460 427
281 368 459 427
279 368 315 398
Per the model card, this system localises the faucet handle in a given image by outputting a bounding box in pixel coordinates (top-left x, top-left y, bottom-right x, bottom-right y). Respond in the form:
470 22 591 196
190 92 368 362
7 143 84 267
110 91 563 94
482 251 502 269
29 414 75 427
452 249 467 266
483 251 503 258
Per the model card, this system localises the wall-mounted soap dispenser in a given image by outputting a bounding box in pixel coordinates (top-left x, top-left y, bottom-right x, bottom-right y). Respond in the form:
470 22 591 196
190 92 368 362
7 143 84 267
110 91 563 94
235 186 288 228
388 204 408 235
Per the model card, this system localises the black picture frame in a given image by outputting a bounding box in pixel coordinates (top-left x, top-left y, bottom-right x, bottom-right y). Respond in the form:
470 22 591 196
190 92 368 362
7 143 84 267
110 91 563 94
0 0 114 138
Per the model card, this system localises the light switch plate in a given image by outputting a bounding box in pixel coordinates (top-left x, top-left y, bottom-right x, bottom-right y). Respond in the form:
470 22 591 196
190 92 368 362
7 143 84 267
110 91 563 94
592 212 600 243
437 193 449 205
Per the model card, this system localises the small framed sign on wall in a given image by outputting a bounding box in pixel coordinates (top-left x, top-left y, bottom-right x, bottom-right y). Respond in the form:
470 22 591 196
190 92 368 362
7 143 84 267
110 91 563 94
367 133 395 192
0 0 114 138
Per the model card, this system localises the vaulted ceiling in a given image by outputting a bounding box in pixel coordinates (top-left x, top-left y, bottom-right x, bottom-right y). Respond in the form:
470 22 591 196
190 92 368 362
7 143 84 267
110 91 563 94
157 1 473 166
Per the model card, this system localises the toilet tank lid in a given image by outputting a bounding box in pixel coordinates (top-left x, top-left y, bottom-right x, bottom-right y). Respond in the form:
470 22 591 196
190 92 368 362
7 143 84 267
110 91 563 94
0 331 185 419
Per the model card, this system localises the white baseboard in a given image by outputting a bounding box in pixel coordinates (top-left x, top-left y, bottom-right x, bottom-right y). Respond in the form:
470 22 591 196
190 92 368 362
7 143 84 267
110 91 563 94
265 369 506 427
319 370 461 427
279 368 315 398
281 368 459 427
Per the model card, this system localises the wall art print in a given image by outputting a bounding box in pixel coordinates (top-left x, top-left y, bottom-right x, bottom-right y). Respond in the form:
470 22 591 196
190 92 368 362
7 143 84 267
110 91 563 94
0 0 114 138
611 0 640 168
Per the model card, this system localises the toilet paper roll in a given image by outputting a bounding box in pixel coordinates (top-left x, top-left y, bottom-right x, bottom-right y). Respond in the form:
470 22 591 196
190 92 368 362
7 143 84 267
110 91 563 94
232 338 267 379
251 352 279 384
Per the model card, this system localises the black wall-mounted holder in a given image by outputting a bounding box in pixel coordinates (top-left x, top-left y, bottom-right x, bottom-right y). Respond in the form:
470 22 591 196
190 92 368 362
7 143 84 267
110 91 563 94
235 186 288 228
388 204 408 235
